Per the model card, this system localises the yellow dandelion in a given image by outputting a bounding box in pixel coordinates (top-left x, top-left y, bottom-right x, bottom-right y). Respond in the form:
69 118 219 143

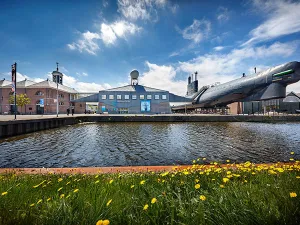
195 179 199 183
203 158 206 161
151 198 157 204
1 192 8 196
195 184 201 189
60 194 65 199
183 171 189 175
227 171 231 175
226 160 230 163
199 195 206 201
220 184 225 188
296 176 300 179
290 192 297 198
140 180 145 185
223 178 229 183
37 199 42 204
106 199 112 206
58 178 63 182
252 172 256 175
102 220 110 225
29 203 35 207
66 181 71 185
109 179 113 184
212 178 215 181
290 158 294 161
95 175 99 179
47 198 51 201
95 180 100 184
161 171 169 177
130 185 135 188
192 160 196 164
73 189 79 193
57 187 63 192
143 204 149 210
291 152 295 155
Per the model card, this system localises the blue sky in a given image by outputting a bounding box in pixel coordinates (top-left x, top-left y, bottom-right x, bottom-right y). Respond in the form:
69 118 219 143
1 0 300 95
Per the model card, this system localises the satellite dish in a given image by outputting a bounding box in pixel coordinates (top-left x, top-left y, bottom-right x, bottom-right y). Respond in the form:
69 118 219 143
130 70 139 79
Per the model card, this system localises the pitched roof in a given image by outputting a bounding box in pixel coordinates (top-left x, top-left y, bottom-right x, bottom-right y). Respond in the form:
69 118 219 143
0 79 12 87
27 80 78 93
15 79 36 87
283 92 300 102
102 84 167 93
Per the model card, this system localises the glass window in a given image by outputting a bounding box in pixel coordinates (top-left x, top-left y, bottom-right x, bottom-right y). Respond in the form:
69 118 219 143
147 95 152 100
125 95 130 100
101 95 106 100
109 95 114 100
140 95 145 100
162 95 167 100
132 95 137 100
155 95 159 100
117 95 122 100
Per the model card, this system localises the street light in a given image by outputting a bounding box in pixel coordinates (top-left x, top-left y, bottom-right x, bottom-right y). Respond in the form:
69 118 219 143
52 62 62 117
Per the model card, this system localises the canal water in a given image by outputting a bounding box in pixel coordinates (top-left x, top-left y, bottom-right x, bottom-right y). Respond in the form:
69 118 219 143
0 122 299 168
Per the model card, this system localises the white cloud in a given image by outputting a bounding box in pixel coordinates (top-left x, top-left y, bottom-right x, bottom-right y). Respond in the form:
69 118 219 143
139 61 186 95
217 7 229 23
100 23 117 45
117 0 175 22
67 31 101 55
287 82 300 94
178 19 211 44
76 72 88 77
213 46 224 51
102 0 109 8
243 0 300 46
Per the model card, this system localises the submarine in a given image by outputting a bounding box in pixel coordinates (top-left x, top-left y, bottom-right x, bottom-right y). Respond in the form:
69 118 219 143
184 61 300 108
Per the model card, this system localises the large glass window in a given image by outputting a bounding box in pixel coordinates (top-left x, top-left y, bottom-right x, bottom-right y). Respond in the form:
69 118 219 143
132 95 137 100
109 95 114 100
125 95 130 100
140 95 145 100
162 95 167 100
154 95 159 100
117 95 122 100
147 95 152 100
101 95 106 100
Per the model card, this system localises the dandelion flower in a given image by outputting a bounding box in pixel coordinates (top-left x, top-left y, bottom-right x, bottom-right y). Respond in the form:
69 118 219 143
106 199 112 206
195 184 201 189
143 204 149 210
60 194 65 199
73 189 79 193
290 158 294 161
140 180 145 185
290 192 297 198
57 187 63 192
29 203 35 207
130 185 135 188
47 198 51 201
226 160 230 163
96 220 110 225
291 152 295 155
95 180 100 184
95 175 99 179
151 198 157 204
199 195 206 201
203 158 206 161
102 220 110 225
1 192 8 196
109 179 113 184
220 185 225 188
296 176 300 179
223 178 229 183
37 199 42 204
58 178 63 182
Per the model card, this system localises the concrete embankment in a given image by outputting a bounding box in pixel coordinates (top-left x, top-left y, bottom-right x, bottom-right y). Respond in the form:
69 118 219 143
1 114 300 138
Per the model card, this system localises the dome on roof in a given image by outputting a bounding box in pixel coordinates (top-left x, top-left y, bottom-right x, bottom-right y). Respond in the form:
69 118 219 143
52 71 63 76
130 70 139 79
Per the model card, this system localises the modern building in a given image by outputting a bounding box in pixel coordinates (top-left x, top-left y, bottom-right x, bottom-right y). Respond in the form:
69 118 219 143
72 70 189 114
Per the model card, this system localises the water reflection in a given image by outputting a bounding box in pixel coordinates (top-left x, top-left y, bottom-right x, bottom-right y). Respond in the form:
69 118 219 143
0 122 299 168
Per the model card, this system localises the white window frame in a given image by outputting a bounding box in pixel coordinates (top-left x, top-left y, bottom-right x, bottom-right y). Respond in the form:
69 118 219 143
132 95 137 100
125 95 130 100
162 94 167 100
101 95 106 100
154 95 159 100
140 95 145 100
109 95 114 100
147 95 152 100
117 95 122 100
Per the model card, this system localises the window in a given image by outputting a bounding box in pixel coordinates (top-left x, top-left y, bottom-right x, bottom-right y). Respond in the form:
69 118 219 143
140 95 145 100
35 91 43 96
101 95 106 100
132 95 137 100
59 94 64 98
59 102 64 105
109 95 114 100
117 95 122 100
125 95 130 100
155 95 159 100
162 95 167 100
147 95 152 100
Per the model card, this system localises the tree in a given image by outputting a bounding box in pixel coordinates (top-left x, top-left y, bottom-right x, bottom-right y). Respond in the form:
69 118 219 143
9 93 31 113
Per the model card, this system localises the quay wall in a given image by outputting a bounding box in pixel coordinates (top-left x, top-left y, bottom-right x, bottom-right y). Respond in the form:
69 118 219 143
1 115 300 138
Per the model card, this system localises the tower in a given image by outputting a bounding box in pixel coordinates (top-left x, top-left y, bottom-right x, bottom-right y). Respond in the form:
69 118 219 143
130 70 139 85
52 62 63 85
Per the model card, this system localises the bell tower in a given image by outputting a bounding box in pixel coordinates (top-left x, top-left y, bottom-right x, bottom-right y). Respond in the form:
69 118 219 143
52 62 63 85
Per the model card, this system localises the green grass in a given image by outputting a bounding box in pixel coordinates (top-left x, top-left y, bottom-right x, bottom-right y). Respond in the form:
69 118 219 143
0 162 300 225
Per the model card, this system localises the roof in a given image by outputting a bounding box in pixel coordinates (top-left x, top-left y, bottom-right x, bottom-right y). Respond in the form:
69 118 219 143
27 80 78 93
0 79 12 87
15 79 36 87
102 84 168 93
283 92 300 102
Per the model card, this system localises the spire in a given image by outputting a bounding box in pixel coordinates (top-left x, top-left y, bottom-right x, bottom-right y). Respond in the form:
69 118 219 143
56 62 59 72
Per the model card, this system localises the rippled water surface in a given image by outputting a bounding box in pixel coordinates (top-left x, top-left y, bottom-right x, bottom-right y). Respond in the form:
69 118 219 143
0 122 299 168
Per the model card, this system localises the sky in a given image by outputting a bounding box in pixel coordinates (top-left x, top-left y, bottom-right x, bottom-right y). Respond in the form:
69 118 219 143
1 0 300 95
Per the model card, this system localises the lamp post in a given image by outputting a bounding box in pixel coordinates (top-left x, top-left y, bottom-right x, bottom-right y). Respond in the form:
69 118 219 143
56 81 58 117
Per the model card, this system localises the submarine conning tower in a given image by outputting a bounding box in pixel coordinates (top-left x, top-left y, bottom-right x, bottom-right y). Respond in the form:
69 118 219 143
186 71 199 96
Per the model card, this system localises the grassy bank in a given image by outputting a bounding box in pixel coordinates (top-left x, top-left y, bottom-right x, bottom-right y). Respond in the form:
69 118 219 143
1 161 300 225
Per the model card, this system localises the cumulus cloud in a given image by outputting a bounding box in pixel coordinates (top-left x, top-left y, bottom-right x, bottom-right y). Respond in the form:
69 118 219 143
213 46 224 51
243 0 300 46
67 31 101 55
76 72 88 77
177 19 211 44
